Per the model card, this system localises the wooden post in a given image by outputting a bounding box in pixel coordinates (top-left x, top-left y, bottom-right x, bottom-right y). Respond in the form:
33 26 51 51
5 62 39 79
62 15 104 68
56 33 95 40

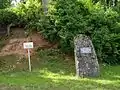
28 49 31 72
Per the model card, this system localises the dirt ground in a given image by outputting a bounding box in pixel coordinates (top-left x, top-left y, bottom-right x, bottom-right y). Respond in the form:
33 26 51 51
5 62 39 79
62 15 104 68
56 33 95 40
0 28 56 57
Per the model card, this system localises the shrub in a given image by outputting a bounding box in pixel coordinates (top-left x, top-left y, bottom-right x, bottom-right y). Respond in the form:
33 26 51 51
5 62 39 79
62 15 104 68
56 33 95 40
88 6 119 64
0 9 18 25
0 0 11 9
0 0 119 64
12 0 43 29
39 0 120 64
40 0 90 53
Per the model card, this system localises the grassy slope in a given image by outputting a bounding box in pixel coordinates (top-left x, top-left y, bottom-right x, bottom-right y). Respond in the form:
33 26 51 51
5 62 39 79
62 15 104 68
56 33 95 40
0 49 120 90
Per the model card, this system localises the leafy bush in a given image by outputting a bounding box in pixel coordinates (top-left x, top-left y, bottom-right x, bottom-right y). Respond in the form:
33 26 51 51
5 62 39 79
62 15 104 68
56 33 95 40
40 0 90 53
0 0 44 30
38 0 120 64
0 9 18 25
88 6 119 64
0 0 119 64
12 0 43 29
0 0 11 9
102 34 120 64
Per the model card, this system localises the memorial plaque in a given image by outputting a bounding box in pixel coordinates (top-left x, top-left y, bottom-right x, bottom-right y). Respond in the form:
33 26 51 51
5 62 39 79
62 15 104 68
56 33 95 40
74 34 99 77
80 47 92 54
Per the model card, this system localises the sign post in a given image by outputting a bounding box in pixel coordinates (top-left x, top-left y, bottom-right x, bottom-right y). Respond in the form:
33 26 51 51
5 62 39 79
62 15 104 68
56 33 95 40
28 49 31 72
23 42 33 72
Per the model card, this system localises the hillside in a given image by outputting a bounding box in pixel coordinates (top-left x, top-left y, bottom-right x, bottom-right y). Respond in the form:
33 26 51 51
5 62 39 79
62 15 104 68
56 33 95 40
0 28 56 57
0 28 119 90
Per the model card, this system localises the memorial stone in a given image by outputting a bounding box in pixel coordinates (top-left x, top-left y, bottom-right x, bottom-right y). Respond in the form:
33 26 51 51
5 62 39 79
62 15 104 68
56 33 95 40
74 34 99 77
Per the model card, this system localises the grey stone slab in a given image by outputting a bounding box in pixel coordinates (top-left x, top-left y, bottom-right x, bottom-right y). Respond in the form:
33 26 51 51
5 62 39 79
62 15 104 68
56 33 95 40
74 34 99 77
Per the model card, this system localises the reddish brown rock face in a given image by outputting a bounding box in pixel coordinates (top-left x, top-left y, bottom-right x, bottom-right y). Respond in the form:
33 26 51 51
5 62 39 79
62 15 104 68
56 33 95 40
74 34 99 77
0 28 56 57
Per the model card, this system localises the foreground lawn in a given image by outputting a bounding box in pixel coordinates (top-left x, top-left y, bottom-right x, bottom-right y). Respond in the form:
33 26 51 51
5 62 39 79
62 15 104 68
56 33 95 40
0 49 120 90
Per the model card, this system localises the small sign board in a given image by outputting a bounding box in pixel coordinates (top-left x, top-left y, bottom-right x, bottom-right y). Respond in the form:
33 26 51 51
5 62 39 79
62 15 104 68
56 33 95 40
23 42 33 49
80 47 92 54
23 42 34 72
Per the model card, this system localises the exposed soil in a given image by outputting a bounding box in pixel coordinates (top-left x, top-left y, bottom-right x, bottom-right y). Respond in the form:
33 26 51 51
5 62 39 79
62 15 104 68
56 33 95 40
0 28 56 57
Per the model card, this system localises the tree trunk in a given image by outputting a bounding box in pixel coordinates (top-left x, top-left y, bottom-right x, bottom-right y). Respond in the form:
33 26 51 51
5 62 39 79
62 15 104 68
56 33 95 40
42 0 48 14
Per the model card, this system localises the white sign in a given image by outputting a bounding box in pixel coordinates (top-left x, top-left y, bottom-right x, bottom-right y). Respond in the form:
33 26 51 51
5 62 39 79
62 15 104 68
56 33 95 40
80 47 92 54
23 42 34 72
23 42 33 49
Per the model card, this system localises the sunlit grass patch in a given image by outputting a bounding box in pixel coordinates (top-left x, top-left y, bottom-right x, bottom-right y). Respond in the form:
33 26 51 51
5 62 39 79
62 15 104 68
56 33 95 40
0 49 120 90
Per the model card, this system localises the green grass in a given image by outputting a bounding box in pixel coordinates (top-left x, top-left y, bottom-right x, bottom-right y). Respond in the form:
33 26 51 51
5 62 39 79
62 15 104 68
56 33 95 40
0 49 120 90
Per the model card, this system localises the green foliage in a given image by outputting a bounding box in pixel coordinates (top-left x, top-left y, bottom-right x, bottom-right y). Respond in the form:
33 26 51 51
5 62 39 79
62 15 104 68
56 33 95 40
88 7 120 64
0 0 120 64
38 0 120 64
40 0 90 53
12 0 43 28
93 0 118 7
0 9 18 25
102 34 120 64
0 0 11 9
113 1 120 16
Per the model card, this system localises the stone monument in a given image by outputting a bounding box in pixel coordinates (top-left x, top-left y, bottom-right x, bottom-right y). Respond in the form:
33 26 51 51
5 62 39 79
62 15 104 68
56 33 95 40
74 34 99 77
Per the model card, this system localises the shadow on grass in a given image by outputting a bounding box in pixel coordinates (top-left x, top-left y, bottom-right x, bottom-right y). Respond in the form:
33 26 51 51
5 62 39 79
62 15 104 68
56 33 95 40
0 64 120 90
34 49 76 75
97 65 120 81
0 49 120 90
